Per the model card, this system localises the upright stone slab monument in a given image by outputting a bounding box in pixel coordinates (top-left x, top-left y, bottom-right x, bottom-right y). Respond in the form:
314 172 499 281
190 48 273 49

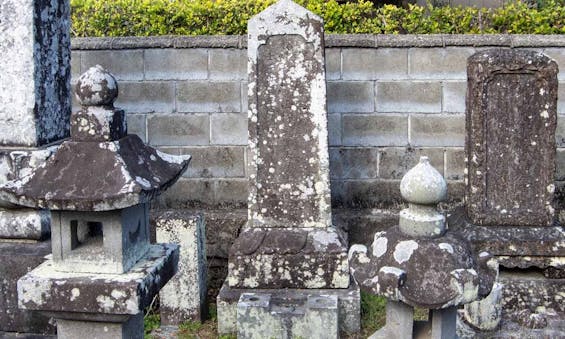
0 0 71 335
449 49 565 336
217 0 360 336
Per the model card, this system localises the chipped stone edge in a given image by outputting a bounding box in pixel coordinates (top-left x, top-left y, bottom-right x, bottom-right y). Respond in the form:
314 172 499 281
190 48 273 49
71 34 565 50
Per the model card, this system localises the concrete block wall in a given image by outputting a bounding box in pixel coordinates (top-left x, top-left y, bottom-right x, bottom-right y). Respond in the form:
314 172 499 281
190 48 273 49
71 34 565 209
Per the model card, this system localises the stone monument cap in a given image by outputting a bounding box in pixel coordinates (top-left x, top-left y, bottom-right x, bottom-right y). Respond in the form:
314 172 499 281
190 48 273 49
400 156 447 205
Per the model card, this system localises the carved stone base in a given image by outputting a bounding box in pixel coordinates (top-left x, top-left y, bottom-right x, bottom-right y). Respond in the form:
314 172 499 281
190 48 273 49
217 278 360 335
226 227 349 289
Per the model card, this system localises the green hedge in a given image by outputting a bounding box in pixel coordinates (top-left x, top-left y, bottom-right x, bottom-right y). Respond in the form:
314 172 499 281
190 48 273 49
70 0 565 37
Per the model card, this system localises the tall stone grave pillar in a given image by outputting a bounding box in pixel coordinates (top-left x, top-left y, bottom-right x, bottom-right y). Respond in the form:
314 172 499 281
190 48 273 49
0 0 70 335
449 49 564 336
217 0 360 336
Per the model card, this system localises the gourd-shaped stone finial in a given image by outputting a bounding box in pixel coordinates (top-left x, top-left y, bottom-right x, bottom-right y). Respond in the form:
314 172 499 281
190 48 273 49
75 65 118 107
399 156 447 237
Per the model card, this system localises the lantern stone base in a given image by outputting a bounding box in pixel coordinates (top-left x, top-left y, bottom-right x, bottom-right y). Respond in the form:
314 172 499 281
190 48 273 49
17 244 178 336
216 278 360 335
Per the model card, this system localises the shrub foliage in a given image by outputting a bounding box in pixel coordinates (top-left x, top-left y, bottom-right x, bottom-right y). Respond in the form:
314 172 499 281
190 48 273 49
70 0 565 37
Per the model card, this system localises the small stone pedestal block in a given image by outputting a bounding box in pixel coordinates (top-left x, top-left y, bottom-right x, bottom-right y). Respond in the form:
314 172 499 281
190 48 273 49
0 66 191 339
155 211 207 324
236 293 339 339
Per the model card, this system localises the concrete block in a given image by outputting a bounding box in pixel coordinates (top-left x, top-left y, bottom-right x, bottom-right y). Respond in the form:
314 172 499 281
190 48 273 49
147 114 209 146
556 148 565 181
331 179 402 208
241 82 248 114
543 48 565 81
177 81 241 113
409 47 475 80
0 208 50 240
379 147 444 179
342 114 408 146
376 81 442 113
210 114 247 145
57 314 143 339
209 49 246 80
443 81 467 113
329 147 379 179
342 48 408 80
237 293 339 339
156 212 207 324
156 178 216 208
177 147 245 178
557 116 565 147
71 51 82 81
126 113 146 142
81 50 144 81
215 179 248 207
445 147 465 180
145 49 208 80
116 81 175 113
410 114 465 147
326 48 341 80
328 114 342 146
327 81 374 113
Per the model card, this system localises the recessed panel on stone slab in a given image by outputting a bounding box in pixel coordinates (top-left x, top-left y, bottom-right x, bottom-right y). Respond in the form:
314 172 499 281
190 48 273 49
247 0 331 229
227 228 349 289
465 49 558 226
57 315 143 339
18 244 178 315
0 0 71 146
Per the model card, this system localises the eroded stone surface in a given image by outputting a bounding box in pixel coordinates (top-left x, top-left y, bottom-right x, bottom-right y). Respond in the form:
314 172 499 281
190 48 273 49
349 226 497 309
0 135 190 211
18 244 178 315
0 0 71 147
465 49 558 226
156 211 207 324
247 0 331 229
228 227 349 289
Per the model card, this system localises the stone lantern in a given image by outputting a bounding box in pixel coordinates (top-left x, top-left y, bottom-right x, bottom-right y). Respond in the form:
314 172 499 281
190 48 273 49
349 156 497 338
0 66 190 339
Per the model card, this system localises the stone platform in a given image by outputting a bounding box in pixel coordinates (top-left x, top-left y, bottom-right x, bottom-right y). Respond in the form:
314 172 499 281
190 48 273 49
217 278 360 335
18 244 178 315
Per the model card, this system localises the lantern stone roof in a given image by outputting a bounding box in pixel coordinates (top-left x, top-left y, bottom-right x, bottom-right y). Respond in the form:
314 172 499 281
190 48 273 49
0 66 190 211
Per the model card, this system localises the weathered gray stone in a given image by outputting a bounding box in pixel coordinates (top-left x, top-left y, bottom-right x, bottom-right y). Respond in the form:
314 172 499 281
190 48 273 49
369 301 414 339
228 228 349 289
465 49 558 226
50 205 151 274
431 307 457 339
237 293 339 339
156 211 207 324
0 240 54 334
18 244 179 315
56 314 143 339
217 281 360 335
462 282 503 331
0 209 50 240
0 0 71 147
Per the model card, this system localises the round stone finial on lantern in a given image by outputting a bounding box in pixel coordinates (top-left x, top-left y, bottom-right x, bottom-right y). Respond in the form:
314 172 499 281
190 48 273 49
75 65 118 106
399 156 448 238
